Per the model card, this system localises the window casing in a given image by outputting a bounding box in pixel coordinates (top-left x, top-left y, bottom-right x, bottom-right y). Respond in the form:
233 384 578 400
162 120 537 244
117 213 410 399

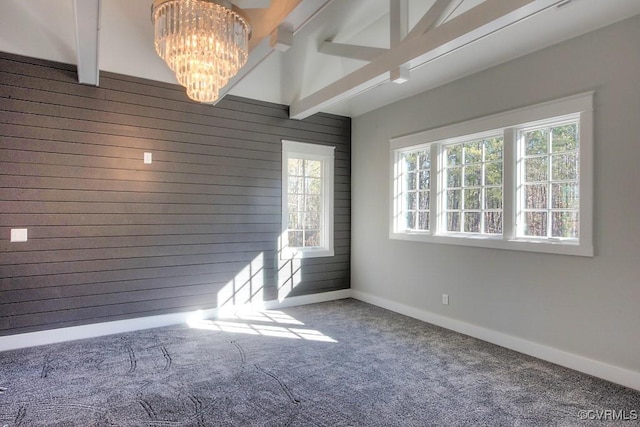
394 147 431 233
282 140 335 258
390 93 593 256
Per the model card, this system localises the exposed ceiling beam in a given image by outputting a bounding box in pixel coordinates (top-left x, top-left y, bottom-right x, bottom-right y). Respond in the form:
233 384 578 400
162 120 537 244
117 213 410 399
319 42 388 62
317 0 411 73
290 0 563 120
271 24 294 51
390 0 409 83
390 0 408 46
406 0 458 39
243 0 301 51
214 0 334 103
73 0 101 86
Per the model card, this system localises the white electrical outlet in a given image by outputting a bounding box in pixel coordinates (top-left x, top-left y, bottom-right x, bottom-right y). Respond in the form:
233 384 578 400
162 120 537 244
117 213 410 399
144 152 153 164
442 294 449 305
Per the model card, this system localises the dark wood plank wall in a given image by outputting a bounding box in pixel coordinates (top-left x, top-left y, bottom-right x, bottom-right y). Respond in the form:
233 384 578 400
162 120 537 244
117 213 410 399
0 52 351 336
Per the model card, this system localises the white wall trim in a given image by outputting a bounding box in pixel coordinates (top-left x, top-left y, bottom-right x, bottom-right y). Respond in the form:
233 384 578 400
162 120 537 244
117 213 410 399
0 289 351 352
351 290 640 392
281 139 336 259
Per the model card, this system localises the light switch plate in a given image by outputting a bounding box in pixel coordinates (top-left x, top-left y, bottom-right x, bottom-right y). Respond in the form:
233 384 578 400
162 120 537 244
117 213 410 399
11 229 28 242
144 152 153 164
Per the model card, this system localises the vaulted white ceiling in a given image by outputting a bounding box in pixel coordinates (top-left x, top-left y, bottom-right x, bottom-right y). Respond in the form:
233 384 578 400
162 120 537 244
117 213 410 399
1 0 639 118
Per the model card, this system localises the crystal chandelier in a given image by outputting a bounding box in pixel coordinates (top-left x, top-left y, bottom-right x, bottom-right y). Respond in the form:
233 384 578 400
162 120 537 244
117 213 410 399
152 0 251 103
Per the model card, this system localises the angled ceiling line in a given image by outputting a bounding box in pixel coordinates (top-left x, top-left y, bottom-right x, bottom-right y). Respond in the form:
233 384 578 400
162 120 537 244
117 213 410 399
288 0 335 35
289 0 565 120
318 42 388 62
213 0 335 104
405 0 459 39
315 1 464 90
313 0 459 71
73 0 101 86
404 0 568 77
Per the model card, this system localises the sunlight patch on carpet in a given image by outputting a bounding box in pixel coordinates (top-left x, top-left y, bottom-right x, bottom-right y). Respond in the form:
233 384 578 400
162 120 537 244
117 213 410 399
187 310 337 343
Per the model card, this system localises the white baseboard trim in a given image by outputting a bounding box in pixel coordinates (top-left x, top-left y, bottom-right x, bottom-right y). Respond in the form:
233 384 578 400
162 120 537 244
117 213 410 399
0 289 352 352
352 289 640 392
5 288 638 391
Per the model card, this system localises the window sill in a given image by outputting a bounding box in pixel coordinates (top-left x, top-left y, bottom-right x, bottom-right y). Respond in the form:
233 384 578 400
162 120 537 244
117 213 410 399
280 247 335 260
389 231 593 257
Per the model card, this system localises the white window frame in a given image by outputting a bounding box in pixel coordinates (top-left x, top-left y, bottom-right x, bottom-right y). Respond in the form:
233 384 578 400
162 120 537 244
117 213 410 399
390 92 593 257
515 116 581 241
438 131 505 236
281 140 335 259
392 143 432 234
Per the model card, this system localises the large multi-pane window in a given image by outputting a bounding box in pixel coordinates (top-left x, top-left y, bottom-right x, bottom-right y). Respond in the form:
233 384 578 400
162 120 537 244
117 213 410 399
443 137 503 235
390 93 593 256
519 121 579 239
282 141 334 258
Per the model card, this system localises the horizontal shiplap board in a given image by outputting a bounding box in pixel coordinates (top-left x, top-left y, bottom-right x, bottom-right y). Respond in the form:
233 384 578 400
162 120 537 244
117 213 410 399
1 253 351 281
0 241 278 265
0 223 281 238
0 201 282 216
0 226 349 242
0 111 283 160
0 260 272 291
0 80 350 140
0 122 283 158
0 146 283 179
0 259 349 295
0 232 278 252
0 96 349 147
0 117 351 168
0 176 281 197
0 188 279 204
0 261 349 298
0 163 281 188
0 252 281 278
0 51 351 336
0 294 227 331
0 235 349 256
1 274 243 305
0 213 282 227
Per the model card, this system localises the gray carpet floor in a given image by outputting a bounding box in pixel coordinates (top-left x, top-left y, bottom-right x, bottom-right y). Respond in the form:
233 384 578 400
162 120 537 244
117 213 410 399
0 299 638 426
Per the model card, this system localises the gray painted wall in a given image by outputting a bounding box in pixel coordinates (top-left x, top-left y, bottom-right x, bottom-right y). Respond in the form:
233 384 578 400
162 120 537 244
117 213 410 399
352 15 640 373
0 53 350 336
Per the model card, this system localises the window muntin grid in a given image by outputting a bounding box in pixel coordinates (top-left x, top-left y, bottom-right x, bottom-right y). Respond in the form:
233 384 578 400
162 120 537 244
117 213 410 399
443 136 504 235
400 148 431 232
287 158 323 248
519 121 580 239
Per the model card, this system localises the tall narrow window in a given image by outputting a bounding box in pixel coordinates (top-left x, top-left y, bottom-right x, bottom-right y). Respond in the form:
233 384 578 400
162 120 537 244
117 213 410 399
282 141 334 258
518 120 580 240
442 136 503 235
396 148 431 232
